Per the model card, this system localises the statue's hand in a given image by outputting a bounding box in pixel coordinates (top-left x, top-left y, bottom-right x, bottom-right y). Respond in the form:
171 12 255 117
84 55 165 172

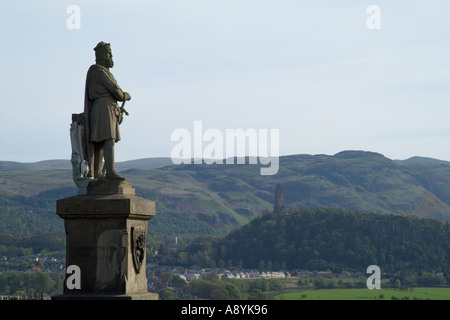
124 92 131 101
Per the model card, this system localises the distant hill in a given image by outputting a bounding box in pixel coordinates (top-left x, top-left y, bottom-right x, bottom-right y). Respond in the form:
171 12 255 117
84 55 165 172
1 150 450 242
395 156 450 166
3 153 447 172
0 160 71 172
115 157 174 171
276 151 450 221
0 157 174 173
171 208 450 273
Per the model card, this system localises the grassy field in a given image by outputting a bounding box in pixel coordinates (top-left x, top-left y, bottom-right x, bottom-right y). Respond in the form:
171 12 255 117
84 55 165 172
274 287 450 300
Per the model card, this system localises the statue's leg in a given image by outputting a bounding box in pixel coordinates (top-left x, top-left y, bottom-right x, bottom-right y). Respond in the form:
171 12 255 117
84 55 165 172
104 139 125 180
86 142 95 178
94 142 106 179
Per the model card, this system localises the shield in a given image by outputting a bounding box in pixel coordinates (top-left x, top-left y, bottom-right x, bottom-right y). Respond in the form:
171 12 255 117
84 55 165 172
131 227 146 274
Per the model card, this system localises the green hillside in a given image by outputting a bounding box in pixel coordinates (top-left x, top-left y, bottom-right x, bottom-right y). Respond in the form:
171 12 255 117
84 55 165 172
170 208 450 273
1 150 450 244
276 151 450 221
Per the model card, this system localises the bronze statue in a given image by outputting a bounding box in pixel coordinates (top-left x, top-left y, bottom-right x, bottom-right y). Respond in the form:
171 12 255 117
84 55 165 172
84 42 131 180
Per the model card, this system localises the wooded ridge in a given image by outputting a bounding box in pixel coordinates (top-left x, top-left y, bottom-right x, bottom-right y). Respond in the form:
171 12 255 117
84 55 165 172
1 150 450 243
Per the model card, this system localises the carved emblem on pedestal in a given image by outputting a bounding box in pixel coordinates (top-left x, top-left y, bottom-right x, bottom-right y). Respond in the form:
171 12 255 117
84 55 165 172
131 227 146 274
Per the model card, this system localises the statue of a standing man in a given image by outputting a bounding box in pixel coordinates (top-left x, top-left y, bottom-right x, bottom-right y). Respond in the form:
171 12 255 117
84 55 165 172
84 42 131 180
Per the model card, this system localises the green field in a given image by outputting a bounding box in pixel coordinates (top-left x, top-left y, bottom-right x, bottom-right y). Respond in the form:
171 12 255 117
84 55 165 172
274 287 450 300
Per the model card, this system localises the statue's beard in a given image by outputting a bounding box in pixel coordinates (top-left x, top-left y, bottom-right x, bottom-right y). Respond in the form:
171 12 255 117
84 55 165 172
96 57 114 68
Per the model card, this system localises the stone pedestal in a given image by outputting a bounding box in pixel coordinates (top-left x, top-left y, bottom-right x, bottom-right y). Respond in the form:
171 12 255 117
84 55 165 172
52 180 158 300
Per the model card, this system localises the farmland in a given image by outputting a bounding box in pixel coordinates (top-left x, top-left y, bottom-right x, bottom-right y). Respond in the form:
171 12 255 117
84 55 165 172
275 287 450 300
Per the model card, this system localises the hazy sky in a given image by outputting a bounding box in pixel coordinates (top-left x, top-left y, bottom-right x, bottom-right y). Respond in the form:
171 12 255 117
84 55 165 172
1 1 449 163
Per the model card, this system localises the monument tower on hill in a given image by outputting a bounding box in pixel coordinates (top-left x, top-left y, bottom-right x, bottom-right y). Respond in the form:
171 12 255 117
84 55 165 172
273 183 285 214
53 42 157 300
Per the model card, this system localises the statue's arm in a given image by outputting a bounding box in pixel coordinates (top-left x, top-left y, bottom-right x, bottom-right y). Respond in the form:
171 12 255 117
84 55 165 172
99 70 127 101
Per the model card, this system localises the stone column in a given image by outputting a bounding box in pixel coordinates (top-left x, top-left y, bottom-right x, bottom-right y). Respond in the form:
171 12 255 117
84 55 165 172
52 180 158 300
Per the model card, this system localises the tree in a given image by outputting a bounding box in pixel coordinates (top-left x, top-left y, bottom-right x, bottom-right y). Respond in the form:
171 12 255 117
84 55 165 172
159 271 173 283
248 289 266 300
0 273 7 293
162 290 178 300
225 283 242 300
8 272 23 295
210 287 229 300
171 274 187 288
53 274 63 293
258 260 265 271
30 272 50 293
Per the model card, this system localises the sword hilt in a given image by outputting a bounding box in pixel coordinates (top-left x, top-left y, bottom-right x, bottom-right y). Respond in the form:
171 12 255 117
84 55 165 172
120 100 129 116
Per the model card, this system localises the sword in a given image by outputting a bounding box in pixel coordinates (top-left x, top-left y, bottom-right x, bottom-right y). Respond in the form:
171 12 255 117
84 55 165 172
120 100 129 116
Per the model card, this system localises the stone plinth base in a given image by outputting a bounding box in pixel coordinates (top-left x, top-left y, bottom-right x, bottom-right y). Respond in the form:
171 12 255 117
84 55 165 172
53 180 158 300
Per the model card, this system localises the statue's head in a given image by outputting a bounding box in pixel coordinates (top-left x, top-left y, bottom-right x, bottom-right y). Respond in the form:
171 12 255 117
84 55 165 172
94 41 114 68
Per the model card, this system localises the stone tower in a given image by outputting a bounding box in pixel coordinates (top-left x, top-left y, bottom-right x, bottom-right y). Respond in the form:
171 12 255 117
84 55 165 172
273 183 285 214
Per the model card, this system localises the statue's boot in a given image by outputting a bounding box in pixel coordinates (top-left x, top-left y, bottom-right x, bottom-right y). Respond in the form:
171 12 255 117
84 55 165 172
104 139 125 180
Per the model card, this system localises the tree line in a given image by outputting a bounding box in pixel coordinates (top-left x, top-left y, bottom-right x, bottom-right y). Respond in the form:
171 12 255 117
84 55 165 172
0 271 63 296
0 232 65 257
160 208 450 274
157 272 284 300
